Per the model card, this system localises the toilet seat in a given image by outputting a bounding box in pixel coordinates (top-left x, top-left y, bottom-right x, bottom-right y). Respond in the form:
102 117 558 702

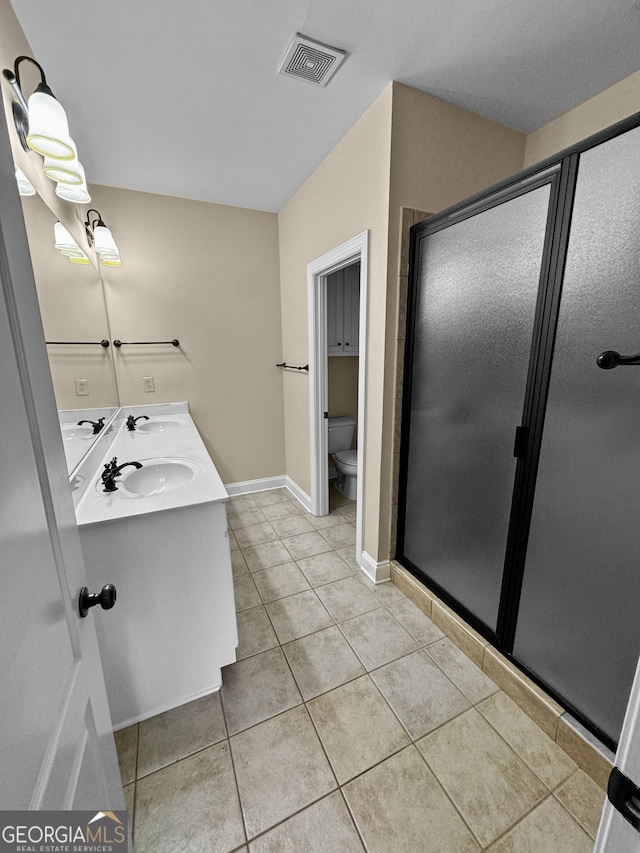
334 449 357 470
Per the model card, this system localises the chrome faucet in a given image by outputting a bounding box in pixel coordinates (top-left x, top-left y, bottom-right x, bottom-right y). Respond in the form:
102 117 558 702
126 414 150 431
78 417 105 434
101 459 143 492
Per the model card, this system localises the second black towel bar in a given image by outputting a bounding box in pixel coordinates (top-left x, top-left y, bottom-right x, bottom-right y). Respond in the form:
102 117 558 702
113 339 180 348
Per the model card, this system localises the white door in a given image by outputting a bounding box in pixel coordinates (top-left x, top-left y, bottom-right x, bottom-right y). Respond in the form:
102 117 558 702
0 116 123 810
595 654 640 852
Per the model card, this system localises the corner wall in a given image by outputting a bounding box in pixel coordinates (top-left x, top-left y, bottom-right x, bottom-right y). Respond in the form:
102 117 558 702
278 85 393 554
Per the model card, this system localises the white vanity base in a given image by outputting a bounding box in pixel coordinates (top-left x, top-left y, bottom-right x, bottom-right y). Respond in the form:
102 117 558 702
79 500 237 729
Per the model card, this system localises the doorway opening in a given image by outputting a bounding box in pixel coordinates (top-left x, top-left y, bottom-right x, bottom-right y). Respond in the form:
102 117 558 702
307 231 369 568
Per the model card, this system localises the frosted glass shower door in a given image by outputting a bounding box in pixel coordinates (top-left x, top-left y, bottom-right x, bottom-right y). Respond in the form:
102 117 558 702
513 127 640 746
400 182 552 632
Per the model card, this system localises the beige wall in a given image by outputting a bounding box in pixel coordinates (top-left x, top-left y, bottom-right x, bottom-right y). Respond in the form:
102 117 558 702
278 84 393 556
524 70 640 168
90 184 284 484
328 357 359 430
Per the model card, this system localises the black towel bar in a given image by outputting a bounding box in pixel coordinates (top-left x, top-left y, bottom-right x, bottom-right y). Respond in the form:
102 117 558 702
276 362 309 372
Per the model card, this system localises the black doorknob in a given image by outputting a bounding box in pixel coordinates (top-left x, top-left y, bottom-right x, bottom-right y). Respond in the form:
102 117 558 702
79 584 117 618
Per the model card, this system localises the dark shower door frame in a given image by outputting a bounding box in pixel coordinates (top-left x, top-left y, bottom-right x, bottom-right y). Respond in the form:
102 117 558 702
396 110 640 751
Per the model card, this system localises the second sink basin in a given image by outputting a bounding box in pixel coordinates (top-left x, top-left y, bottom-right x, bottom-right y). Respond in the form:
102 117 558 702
136 419 181 434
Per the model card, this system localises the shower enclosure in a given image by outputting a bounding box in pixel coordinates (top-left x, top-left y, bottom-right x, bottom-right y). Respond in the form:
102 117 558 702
397 113 640 750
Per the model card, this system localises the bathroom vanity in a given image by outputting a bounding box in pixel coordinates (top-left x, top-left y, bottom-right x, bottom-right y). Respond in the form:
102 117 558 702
71 402 237 729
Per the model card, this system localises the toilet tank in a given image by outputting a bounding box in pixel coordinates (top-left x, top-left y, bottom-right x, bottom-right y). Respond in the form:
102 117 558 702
328 416 356 453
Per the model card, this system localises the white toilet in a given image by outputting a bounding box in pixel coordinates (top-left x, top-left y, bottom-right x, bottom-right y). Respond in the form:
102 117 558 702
328 416 358 500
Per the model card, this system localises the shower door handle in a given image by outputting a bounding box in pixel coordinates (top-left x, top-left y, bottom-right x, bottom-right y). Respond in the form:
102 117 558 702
513 426 527 458
596 350 640 369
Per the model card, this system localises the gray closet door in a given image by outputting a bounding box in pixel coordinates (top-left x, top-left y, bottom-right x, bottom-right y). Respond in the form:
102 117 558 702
402 183 551 631
513 127 640 744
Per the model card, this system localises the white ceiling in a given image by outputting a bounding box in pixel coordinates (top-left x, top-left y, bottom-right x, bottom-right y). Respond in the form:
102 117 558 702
9 0 640 212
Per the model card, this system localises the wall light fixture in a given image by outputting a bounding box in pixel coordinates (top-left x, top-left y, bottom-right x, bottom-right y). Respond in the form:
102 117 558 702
85 209 122 267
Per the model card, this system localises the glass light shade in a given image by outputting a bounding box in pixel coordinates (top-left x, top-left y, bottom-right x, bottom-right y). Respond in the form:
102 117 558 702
43 139 83 185
54 221 80 252
68 254 91 264
26 90 74 160
15 166 35 196
93 224 119 256
55 169 91 204
102 256 122 267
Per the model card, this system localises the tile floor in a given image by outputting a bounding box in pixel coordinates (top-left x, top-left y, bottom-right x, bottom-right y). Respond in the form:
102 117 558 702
115 487 605 852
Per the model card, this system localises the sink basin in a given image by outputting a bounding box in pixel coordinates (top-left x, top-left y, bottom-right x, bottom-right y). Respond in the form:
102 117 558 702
62 424 94 440
136 419 181 434
120 458 203 497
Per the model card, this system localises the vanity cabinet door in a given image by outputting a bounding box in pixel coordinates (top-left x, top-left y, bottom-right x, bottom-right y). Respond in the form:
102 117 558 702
327 269 344 354
327 265 360 356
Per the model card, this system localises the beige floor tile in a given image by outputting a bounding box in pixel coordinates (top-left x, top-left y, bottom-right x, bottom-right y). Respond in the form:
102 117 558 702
137 693 226 778
227 506 268 530
220 647 301 735
134 742 245 853
231 705 336 839
242 540 293 572
319 523 356 549
339 607 418 670
265 589 334 643
235 605 279 661
234 573 262 611
282 530 334 560
486 796 594 853
426 637 498 703
343 746 480 853
337 503 357 521
555 770 606 838
417 708 547 847
232 549 249 577
371 649 470 740
229 494 259 511
307 510 349 530
315 576 382 622
114 724 138 786
269 514 316 538
364 578 411 606
296 550 354 587
477 691 576 790
261 500 304 521
251 489 292 507
389 598 446 645
124 782 135 818
307 675 410 783
283 626 365 701
336 545 359 571
248 791 364 852
329 488 352 509
252 562 310 603
235 522 279 549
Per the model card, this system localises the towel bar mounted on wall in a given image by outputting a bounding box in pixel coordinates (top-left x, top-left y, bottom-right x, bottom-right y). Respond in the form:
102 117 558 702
597 349 640 369
46 340 110 347
276 361 309 371
113 339 180 348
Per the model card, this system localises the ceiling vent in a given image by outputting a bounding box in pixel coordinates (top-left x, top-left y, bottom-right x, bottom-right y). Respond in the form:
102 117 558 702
278 34 347 88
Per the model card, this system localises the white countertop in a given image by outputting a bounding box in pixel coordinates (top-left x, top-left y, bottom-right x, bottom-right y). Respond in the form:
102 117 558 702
74 406 228 526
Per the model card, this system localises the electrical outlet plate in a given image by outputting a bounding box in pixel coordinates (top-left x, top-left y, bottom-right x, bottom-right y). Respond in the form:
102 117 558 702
143 376 155 393
75 379 89 396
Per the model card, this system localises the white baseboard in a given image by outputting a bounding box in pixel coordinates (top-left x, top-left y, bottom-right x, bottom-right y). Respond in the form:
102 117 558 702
224 475 312 513
360 551 391 584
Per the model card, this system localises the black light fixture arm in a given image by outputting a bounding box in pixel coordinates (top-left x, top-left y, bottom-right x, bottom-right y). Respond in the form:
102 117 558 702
596 350 640 369
2 55 57 152
84 209 107 245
